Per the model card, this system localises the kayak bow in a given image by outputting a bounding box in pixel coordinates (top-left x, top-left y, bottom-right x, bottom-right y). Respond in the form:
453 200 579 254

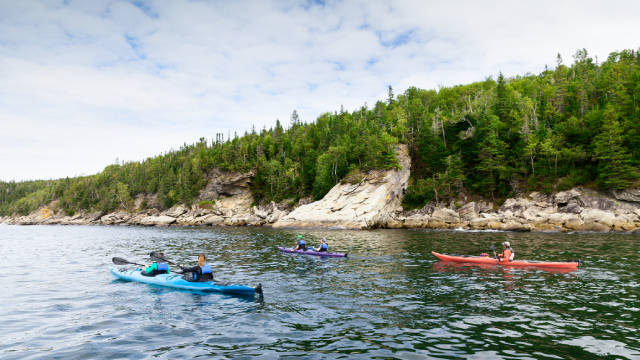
109 266 261 295
432 251 579 269
278 246 347 257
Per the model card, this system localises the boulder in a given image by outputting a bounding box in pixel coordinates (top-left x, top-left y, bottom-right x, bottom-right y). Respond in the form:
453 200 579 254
426 219 446 229
548 213 572 226
499 198 528 217
581 209 615 227
554 189 581 205
267 209 284 223
431 209 461 223
611 188 640 203
199 214 224 226
578 196 618 211
502 221 530 232
469 218 490 228
166 205 188 218
139 216 177 226
403 216 428 228
456 202 478 221
564 217 584 230
253 206 270 219
385 219 404 229
558 202 583 214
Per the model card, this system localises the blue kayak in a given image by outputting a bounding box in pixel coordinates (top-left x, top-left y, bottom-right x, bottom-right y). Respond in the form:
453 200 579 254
109 266 261 296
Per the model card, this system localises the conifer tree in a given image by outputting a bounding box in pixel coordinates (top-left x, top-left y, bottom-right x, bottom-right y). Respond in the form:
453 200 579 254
594 105 638 190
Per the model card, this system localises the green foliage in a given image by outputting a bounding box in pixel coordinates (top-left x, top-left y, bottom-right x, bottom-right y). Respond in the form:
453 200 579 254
594 105 639 190
3 48 640 216
404 47 640 207
1 107 400 215
198 200 215 209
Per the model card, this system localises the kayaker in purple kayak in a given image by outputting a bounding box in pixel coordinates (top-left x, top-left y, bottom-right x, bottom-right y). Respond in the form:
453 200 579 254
292 235 307 251
312 238 329 252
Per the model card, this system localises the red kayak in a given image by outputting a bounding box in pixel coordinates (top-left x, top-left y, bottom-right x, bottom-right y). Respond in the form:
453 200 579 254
432 251 580 269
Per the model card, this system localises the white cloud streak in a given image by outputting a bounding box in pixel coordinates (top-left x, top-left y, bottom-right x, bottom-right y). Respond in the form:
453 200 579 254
1 0 639 181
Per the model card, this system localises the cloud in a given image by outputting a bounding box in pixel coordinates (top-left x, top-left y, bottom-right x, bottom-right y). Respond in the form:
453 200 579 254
1 0 639 181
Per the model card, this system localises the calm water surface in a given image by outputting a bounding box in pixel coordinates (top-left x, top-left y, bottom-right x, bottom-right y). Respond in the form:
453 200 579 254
1 225 639 359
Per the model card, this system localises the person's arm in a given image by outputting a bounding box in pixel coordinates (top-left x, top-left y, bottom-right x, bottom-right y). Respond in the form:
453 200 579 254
145 263 158 274
181 265 200 273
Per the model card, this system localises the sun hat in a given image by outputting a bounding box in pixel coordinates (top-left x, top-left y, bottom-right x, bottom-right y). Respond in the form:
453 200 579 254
502 241 511 247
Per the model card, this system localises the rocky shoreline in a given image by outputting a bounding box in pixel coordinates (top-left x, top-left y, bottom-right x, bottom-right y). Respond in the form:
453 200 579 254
2 144 640 234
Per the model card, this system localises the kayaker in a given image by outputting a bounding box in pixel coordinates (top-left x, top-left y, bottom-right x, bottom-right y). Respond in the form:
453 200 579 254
142 252 170 276
313 238 329 252
496 242 515 262
292 235 307 251
179 253 214 282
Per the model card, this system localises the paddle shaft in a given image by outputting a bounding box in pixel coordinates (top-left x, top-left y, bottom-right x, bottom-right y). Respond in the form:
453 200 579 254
112 257 145 266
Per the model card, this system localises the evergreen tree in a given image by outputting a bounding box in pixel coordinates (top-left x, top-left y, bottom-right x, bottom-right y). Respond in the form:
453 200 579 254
594 105 638 189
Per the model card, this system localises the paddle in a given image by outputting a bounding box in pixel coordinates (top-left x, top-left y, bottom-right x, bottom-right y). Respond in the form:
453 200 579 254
149 252 192 275
490 245 498 259
112 257 145 266
149 252 177 265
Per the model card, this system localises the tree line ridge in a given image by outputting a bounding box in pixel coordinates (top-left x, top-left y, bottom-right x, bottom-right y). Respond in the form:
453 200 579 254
1 48 639 216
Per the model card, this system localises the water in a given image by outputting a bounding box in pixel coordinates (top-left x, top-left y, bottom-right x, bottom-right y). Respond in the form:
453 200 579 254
1 225 639 359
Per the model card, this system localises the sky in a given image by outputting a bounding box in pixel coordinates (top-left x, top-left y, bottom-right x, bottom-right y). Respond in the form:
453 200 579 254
1 0 639 181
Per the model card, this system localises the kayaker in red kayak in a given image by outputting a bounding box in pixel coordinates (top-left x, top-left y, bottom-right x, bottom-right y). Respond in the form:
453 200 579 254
313 238 329 252
142 252 171 276
496 242 515 262
179 253 214 282
292 235 307 251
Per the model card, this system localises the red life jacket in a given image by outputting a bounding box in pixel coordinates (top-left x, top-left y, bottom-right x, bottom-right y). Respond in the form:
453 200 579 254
500 248 514 261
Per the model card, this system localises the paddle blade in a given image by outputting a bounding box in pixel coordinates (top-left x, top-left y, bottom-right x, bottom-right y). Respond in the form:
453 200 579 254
490 245 494 251
112 257 131 265
150 252 168 263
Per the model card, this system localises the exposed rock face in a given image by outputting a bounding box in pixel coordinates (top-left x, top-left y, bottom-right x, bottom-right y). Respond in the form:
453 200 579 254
199 169 255 201
554 189 581 205
457 202 478 221
4 155 640 234
272 144 410 229
612 188 640 203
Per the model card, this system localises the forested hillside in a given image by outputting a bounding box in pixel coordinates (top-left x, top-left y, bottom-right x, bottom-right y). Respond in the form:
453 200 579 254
1 48 639 216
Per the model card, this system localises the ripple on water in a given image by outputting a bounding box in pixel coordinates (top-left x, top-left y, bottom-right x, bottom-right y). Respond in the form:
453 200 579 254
0 226 639 359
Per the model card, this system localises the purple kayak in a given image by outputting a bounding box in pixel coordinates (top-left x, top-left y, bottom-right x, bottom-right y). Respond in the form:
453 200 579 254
277 246 348 258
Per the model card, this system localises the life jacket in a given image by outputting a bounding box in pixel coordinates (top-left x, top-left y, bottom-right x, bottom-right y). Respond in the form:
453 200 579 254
319 243 328 251
194 263 213 281
144 262 169 276
299 240 305 245
501 248 514 262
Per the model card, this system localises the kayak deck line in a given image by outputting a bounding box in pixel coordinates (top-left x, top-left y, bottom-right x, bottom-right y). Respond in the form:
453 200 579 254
109 266 261 295
277 246 347 258
432 251 579 269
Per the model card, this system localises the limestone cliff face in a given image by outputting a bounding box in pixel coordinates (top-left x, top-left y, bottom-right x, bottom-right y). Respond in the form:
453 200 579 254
272 144 410 229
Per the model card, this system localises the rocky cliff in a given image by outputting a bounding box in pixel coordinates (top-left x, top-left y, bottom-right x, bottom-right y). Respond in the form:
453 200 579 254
3 145 640 234
272 144 410 229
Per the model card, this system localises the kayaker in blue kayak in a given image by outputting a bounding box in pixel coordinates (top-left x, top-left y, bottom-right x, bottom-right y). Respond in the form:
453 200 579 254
142 252 170 276
179 253 214 282
292 235 307 251
313 238 329 252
